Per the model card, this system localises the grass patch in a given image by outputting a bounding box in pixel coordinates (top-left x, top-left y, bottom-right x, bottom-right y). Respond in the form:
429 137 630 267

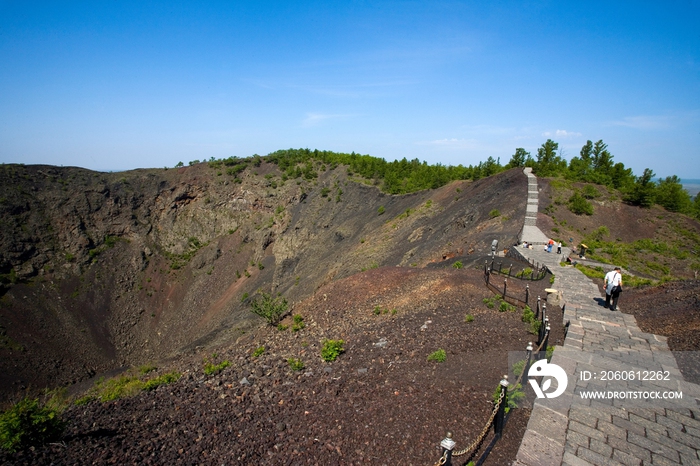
292 314 305 332
143 372 181 391
0 397 65 452
287 358 304 371
427 349 446 362
203 356 230 376
321 339 345 362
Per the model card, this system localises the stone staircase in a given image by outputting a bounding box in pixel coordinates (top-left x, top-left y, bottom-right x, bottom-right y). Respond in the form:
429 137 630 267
512 169 700 466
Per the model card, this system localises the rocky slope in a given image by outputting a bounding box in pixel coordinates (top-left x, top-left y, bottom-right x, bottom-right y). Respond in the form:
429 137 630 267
0 162 527 403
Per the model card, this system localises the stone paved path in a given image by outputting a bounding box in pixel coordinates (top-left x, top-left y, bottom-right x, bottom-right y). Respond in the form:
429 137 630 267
511 169 700 466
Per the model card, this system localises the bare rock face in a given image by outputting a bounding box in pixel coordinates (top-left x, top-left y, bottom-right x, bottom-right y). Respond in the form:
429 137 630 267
0 162 527 402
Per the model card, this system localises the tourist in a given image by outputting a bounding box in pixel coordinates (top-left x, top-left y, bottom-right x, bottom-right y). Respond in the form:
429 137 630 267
604 266 623 311
557 241 562 254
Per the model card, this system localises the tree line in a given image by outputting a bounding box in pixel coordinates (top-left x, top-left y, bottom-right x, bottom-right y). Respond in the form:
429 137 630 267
504 139 699 217
202 143 699 219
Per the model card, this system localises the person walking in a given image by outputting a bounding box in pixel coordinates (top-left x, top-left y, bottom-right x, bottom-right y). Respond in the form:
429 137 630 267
557 241 562 254
604 267 623 311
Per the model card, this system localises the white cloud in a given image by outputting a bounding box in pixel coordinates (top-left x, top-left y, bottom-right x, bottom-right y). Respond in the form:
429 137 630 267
542 129 582 138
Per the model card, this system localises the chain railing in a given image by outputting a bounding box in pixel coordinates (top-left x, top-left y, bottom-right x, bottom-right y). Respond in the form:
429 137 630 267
432 271 553 466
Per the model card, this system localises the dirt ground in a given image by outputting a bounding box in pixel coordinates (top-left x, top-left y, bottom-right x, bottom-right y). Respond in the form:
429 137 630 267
616 279 700 384
0 263 563 466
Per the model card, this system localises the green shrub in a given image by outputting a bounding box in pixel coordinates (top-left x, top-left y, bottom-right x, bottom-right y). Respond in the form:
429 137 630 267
546 345 554 362
516 267 533 278
493 382 524 413
452 261 463 269
321 339 345 362
465 314 475 323
581 185 600 199
495 300 515 312
250 292 288 325
96 376 144 402
292 314 305 332
521 305 535 323
287 358 304 371
427 349 446 362
377 206 385 215
139 364 157 375
483 297 495 309
0 398 65 452
489 209 501 218
253 346 265 357
530 320 542 335
204 360 230 376
143 372 181 391
569 192 594 215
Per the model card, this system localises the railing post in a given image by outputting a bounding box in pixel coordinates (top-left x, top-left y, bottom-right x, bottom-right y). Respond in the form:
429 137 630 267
535 296 541 319
503 278 507 299
494 376 509 438
525 342 534 376
543 325 551 355
525 285 529 305
439 432 455 466
486 268 490 285
509 263 513 277
542 303 547 325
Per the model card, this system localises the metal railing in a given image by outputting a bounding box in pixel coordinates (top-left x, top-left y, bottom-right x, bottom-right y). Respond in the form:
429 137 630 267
433 304 552 465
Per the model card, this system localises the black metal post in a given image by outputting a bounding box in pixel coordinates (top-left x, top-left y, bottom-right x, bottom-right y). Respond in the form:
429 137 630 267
535 296 541 319
509 264 513 277
525 342 534 376
542 303 547 325
498 262 502 273
439 432 455 466
494 377 509 438
525 285 529 305
503 279 507 299
543 325 551 355
486 268 490 285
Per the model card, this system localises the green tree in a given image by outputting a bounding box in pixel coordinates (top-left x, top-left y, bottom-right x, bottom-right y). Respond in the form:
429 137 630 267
592 140 614 172
479 156 502 177
534 139 565 177
655 176 692 213
627 168 656 208
506 148 530 168
567 140 594 181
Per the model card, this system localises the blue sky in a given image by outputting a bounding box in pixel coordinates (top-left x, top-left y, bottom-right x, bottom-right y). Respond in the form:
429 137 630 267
1 1 699 177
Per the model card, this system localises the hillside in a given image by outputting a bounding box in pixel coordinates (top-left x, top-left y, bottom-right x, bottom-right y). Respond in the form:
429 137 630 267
0 161 526 404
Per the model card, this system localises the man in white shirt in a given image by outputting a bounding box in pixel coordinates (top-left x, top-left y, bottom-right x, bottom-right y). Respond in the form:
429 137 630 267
604 266 622 311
